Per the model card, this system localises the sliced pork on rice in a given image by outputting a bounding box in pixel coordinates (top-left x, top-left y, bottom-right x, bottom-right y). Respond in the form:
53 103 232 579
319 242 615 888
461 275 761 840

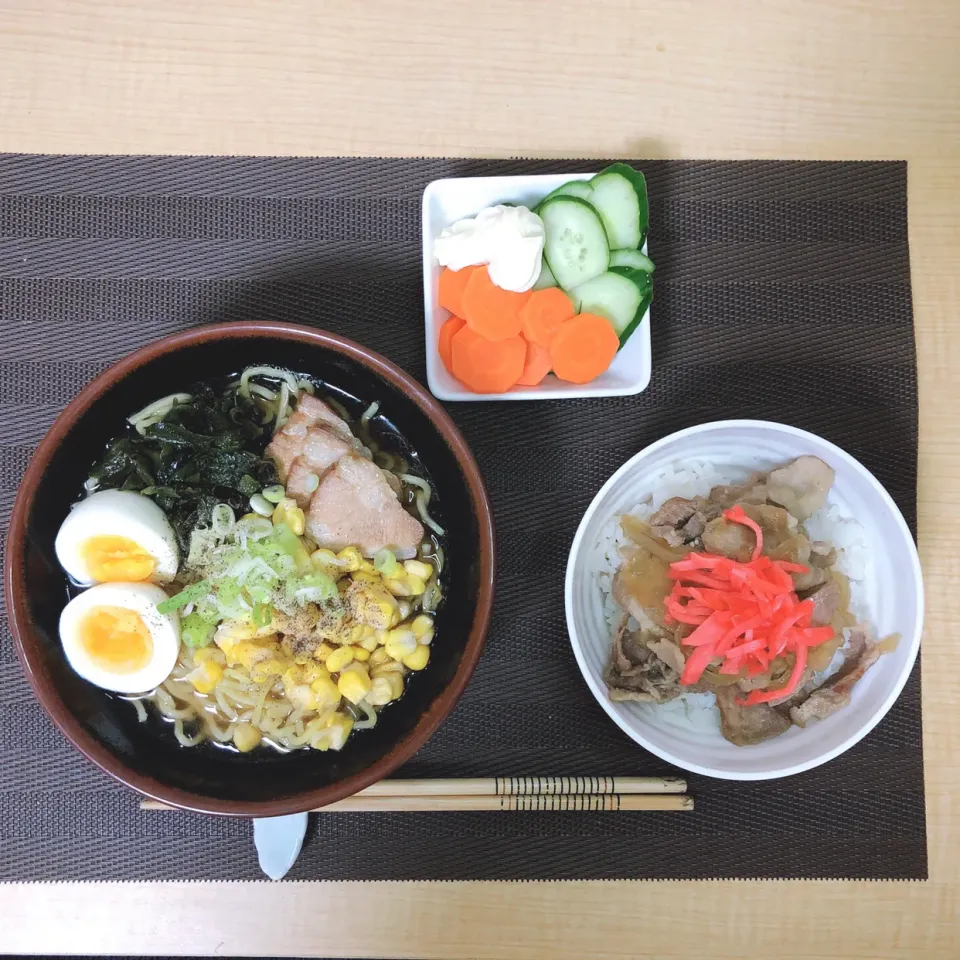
600 455 893 747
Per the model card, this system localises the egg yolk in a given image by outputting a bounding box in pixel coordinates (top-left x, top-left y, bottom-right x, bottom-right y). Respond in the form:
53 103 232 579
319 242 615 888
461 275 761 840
80 535 156 582
78 605 154 675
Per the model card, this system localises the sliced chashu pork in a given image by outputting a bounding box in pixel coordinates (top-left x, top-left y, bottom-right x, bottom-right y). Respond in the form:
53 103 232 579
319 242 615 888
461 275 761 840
306 453 423 559
267 392 424 557
266 395 360 507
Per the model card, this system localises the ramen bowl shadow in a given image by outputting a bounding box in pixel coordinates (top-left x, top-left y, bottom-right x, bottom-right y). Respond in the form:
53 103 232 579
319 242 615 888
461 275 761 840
5 322 495 816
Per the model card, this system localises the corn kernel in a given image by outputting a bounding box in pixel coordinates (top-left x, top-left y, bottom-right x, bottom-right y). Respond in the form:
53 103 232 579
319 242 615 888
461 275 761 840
323 714 354 750
193 646 222 664
350 570 380 584
375 629 389 645
286 683 317 712
369 647 390 666
367 672 404 705
406 575 427 596
310 674 341 708
337 664 372 704
371 662 405 683
385 671 405 699
271 497 306 536
250 657 287 683
411 614 434 639
398 600 412 621
384 629 418 661
336 547 363 572
360 634 379 652
311 548 340 570
344 580 399 631
233 722 262 753
403 560 433 581
313 641 336 663
228 640 279 671
385 577 412 597
402 644 430 671
366 675 392 706
352 646 371 662
288 509 306 536
417 628 435 646
303 663 329 684
186 658 223 694
359 559 377 573
325 646 355 673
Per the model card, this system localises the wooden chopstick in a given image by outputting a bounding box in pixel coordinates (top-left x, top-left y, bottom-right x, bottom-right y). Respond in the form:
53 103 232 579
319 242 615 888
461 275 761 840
139 775 685 804
142 793 693 813
140 776 692 813
358 776 687 797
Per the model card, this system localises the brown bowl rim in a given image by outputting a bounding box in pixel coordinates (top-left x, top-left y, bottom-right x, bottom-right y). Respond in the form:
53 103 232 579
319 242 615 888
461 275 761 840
4 321 496 817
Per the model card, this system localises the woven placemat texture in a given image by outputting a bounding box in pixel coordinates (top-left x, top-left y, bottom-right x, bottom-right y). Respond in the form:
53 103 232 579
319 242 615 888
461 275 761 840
0 155 923 880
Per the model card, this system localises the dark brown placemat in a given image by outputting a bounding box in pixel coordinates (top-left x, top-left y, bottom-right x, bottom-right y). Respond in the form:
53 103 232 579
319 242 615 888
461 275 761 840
0 155 923 881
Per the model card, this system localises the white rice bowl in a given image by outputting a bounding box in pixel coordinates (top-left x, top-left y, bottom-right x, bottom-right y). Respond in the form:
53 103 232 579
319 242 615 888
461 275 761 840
565 421 923 780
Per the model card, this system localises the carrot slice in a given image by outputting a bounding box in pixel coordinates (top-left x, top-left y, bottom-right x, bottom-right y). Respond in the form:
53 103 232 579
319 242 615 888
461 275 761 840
450 326 526 394
549 312 619 384
519 288 576 347
517 339 552 386
460 267 529 341
438 266 478 318
438 316 466 375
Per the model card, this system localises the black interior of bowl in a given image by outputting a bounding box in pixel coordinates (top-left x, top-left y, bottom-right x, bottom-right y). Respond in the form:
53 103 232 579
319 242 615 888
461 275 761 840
21 334 482 803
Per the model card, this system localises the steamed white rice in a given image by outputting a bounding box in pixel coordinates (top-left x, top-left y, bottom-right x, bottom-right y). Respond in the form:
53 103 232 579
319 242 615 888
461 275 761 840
593 457 872 734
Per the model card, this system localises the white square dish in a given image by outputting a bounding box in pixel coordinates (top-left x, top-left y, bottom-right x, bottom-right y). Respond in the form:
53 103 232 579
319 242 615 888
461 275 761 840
421 173 653 402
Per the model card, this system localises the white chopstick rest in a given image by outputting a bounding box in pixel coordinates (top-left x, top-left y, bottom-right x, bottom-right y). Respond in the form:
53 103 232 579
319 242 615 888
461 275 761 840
253 813 308 880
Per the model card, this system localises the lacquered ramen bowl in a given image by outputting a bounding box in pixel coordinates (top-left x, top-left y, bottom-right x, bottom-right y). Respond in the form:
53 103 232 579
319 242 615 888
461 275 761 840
5 322 495 816
565 420 923 780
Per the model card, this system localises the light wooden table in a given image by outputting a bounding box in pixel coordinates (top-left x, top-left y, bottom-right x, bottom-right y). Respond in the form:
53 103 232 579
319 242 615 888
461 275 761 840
2 1 959 957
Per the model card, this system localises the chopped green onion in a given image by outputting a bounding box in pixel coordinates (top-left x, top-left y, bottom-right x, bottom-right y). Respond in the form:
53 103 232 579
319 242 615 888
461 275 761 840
157 579 211 615
245 582 272 605
211 504 236 536
182 612 215 648
214 578 249 618
273 522 312 574
252 602 274 628
373 548 401 578
194 598 224 625
262 484 286 504
249 494 274 517
287 571 338 606
236 516 274 541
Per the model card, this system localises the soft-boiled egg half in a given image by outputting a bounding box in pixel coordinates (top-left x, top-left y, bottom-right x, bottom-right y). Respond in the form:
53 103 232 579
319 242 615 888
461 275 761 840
59 582 180 694
55 489 179 586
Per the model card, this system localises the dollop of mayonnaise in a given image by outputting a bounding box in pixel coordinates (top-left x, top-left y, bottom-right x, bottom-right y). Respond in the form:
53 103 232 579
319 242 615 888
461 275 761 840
433 204 545 293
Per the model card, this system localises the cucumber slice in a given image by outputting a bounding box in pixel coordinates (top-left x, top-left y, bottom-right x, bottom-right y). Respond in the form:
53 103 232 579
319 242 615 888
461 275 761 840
532 258 558 290
542 179 593 203
539 196 610 290
609 248 655 272
589 163 649 249
570 267 653 346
